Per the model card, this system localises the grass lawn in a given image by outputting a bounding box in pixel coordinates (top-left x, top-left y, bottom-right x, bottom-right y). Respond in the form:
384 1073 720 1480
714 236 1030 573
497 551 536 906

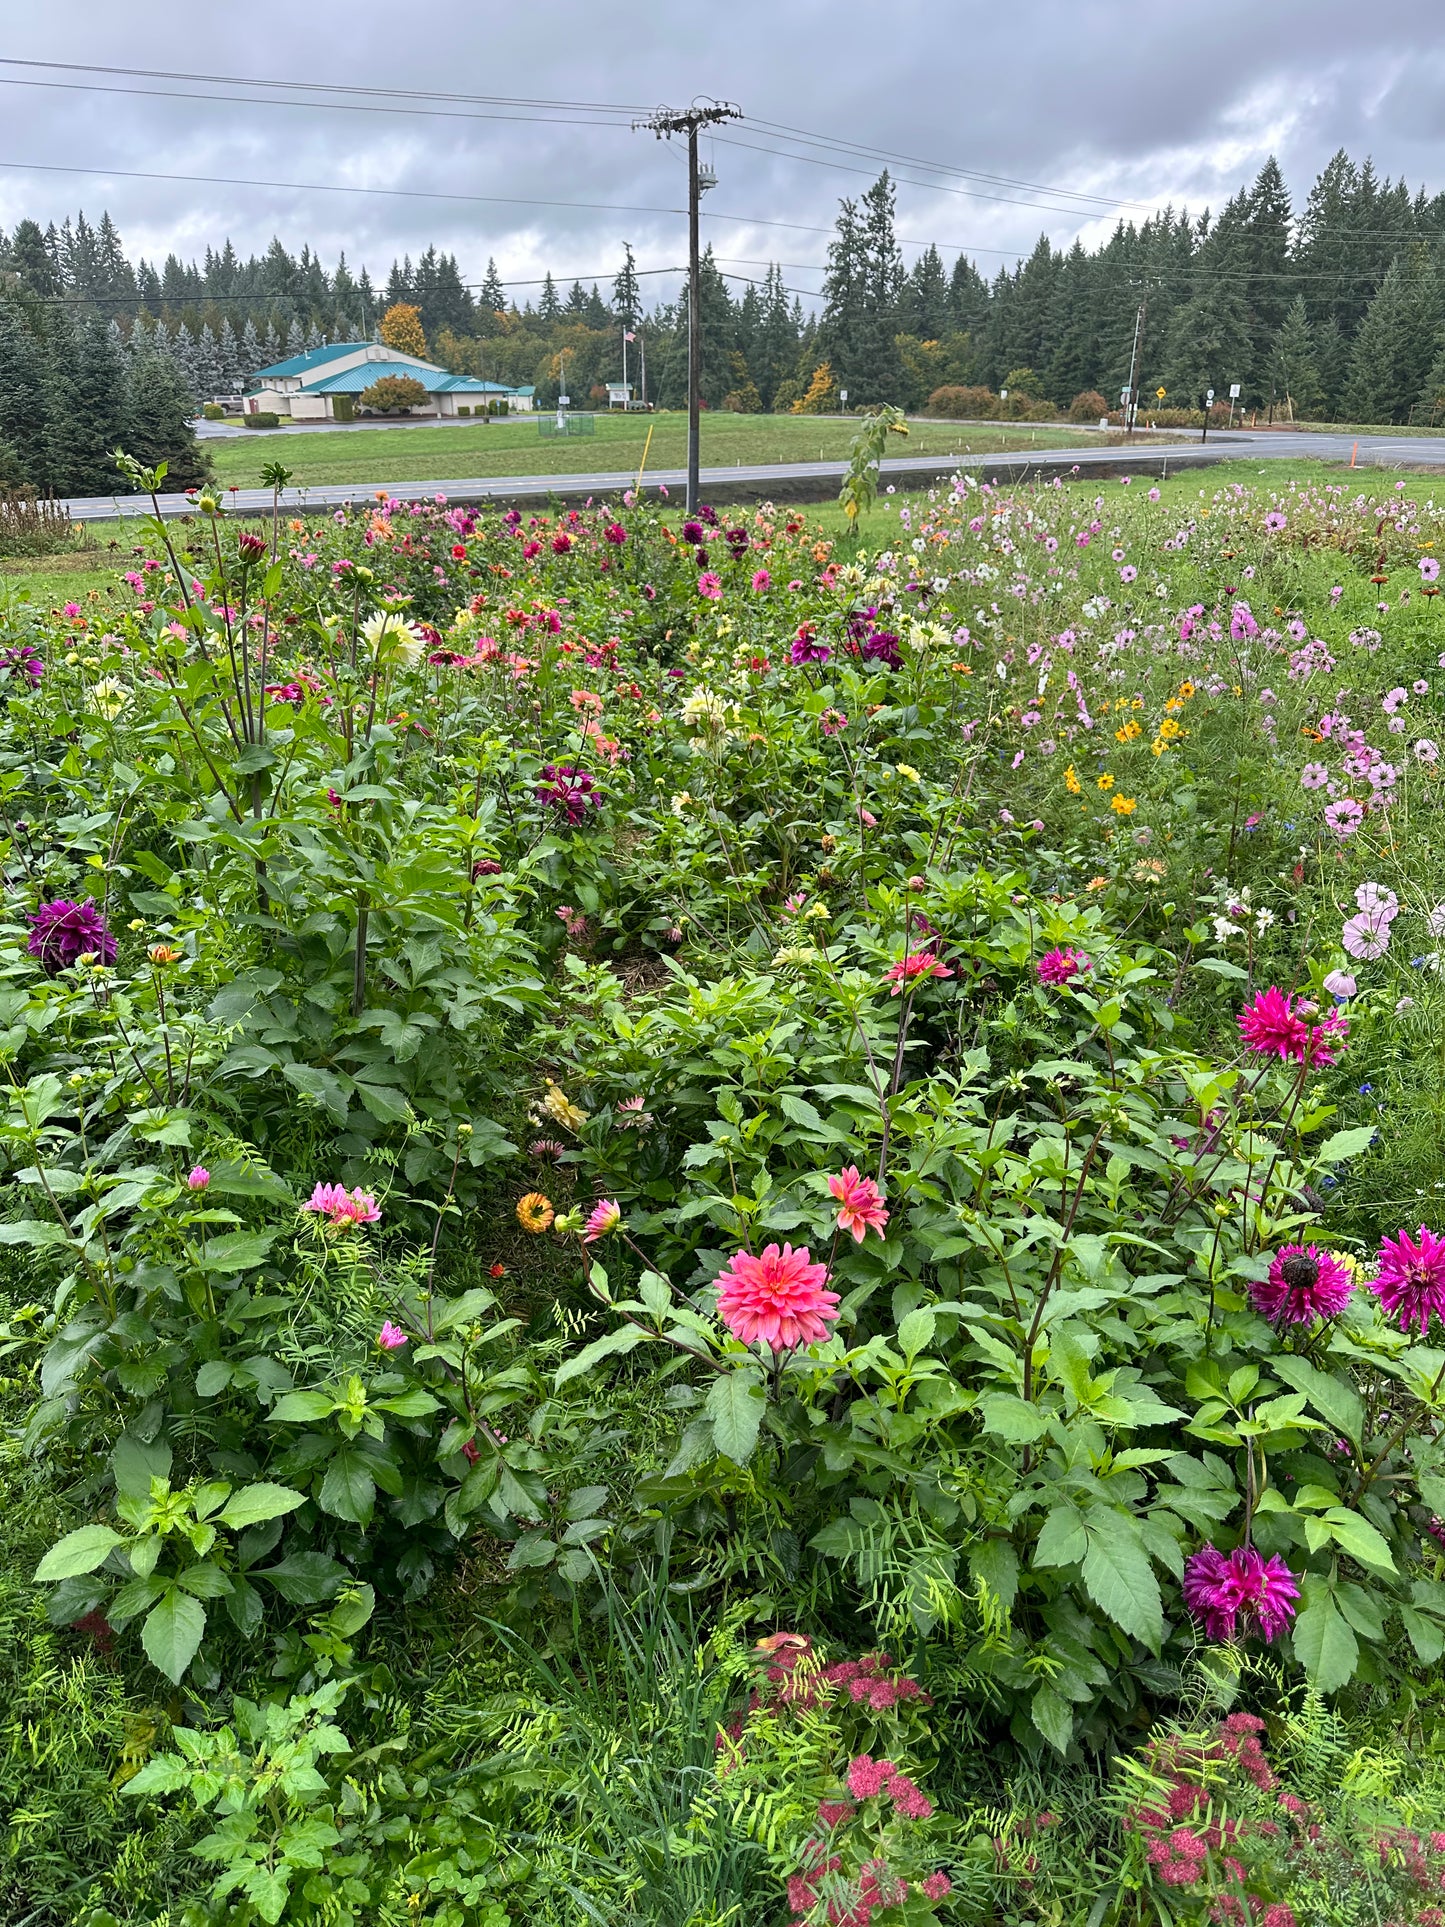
204 410 1096 491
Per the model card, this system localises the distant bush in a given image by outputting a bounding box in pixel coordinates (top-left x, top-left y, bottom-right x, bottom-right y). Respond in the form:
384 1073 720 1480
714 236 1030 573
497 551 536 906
0 487 85 556
242 411 282 430
924 384 1000 419
331 394 356 423
360 375 428 414
201 402 225 421
456 405 471 417
1068 389 1110 422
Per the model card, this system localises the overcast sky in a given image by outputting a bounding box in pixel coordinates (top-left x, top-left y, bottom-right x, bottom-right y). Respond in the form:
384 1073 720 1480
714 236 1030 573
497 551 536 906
2 2 1443 310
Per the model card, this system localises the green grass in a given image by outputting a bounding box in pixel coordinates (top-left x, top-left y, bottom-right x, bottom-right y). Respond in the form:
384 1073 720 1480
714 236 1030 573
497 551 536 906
205 410 1096 491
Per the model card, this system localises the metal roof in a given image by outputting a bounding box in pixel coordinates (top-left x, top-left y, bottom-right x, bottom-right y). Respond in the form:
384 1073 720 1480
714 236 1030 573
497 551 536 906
252 341 369 380
300 360 495 396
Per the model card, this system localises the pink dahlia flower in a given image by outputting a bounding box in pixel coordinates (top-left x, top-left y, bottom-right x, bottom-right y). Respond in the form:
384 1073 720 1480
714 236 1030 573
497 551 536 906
1238 986 1345 1066
828 1166 889 1243
884 950 953 995
1036 946 1091 985
1182 1544 1299 1642
1371 1225 1445 1334
302 1181 382 1229
1250 1244 1354 1325
27 898 117 973
581 1198 622 1244
714 1242 839 1351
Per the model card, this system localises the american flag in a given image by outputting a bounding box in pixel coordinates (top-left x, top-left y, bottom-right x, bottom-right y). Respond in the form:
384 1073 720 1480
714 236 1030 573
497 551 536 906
624 330 636 342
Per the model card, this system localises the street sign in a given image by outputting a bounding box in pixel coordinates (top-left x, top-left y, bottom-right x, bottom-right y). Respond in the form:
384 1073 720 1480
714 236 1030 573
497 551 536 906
1120 387 1131 403
1156 386 1166 400
1229 383 1241 399
559 394 570 405
1000 388 1009 401
839 388 848 403
1206 389 1215 403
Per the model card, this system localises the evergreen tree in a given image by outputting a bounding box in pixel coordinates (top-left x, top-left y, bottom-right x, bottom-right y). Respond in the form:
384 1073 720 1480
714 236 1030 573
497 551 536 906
479 257 506 314
899 245 950 339
1161 277 1252 404
1269 296 1323 417
304 320 324 352
171 322 199 401
820 171 904 404
10 219 57 297
284 316 306 358
656 248 735 408
192 323 224 401
239 317 263 380
0 299 50 484
122 355 211 489
218 317 244 391
1343 258 1422 423
612 243 640 327
584 284 611 329
539 273 562 321
43 311 129 494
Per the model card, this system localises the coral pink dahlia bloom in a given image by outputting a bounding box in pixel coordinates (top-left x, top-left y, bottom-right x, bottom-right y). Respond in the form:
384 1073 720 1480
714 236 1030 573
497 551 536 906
1371 1225 1445 1334
1250 1244 1354 1325
828 1166 889 1243
714 1243 839 1351
884 950 953 995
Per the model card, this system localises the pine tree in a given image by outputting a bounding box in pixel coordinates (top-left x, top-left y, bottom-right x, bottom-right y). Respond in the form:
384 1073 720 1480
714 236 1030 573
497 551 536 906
819 172 904 404
304 320 324 352
171 322 199 402
539 273 562 321
0 299 50 484
122 354 210 489
751 265 800 410
1342 259 1419 423
192 323 225 401
1161 277 1252 404
612 244 640 327
480 257 506 314
1268 297 1323 417
239 317 263 380
43 311 129 494
10 219 57 297
284 316 306 358
218 317 244 391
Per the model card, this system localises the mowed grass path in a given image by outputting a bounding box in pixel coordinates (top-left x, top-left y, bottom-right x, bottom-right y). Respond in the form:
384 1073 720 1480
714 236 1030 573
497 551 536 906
206 411 1093 490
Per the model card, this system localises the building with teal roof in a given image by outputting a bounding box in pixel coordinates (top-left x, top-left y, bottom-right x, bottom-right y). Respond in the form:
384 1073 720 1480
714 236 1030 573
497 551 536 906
245 342 533 421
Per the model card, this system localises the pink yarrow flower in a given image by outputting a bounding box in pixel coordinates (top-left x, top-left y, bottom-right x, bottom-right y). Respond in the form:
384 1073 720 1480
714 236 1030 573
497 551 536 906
884 950 953 995
302 1181 381 1228
1182 1544 1300 1642
1037 946 1091 986
714 1243 839 1351
378 1321 408 1350
581 1198 622 1243
1250 1244 1354 1324
828 1166 889 1243
1371 1225 1445 1333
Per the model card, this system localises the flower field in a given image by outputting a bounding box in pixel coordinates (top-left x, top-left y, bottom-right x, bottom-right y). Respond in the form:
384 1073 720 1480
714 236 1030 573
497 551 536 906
6 455 1445 1923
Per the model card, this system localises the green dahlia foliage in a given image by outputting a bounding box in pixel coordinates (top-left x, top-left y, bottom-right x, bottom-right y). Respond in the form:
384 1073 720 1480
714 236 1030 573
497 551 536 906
4 461 1445 1921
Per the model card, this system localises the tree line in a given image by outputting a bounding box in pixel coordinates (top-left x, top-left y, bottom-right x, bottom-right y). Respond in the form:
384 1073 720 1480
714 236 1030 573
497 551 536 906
5 143 1445 495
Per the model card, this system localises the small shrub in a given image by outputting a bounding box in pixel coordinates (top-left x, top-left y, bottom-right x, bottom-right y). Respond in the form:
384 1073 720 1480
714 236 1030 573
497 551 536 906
0 487 86 557
924 383 999 418
201 402 224 421
360 374 428 414
242 411 282 429
1068 389 1110 422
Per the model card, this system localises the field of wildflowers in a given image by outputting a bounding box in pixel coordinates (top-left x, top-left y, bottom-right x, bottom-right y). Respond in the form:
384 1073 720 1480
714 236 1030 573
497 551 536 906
4 452 1445 1923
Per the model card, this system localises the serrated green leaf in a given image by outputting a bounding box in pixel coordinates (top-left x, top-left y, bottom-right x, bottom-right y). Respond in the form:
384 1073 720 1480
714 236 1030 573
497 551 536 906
1081 1511 1163 1648
707 1370 765 1465
1031 1683 1073 1754
554 1322 651 1388
217 1483 306 1530
1293 1581 1358 1692
319 1452 375 1526
896 1307 936 1360
1315 1125 1377 1163
197 1230 276 1273
141 1588 206 1684
1270 1357 1363 1448
35 1523 123 1581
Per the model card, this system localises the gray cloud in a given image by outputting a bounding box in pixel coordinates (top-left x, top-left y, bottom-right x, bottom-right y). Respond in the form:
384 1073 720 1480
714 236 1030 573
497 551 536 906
1 1 1443 307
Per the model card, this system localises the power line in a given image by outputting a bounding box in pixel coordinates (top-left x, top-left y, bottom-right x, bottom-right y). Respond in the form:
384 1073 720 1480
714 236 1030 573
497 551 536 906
0 73 639 130
0 58 648 115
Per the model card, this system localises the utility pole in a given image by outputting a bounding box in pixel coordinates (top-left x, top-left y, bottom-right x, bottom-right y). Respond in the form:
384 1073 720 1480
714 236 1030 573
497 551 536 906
1123 295 1147 436
637 99 741 511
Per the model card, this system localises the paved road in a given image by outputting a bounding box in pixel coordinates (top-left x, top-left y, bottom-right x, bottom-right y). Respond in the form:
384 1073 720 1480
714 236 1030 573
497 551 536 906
57 429 1445 523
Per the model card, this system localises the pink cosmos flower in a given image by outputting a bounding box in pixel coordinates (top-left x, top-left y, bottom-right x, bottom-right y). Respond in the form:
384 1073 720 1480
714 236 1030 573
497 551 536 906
186 1166 211 1191
1342 911 1391 961
714 1243 839 1351
1355 880 1399 921
884 950 953 995
1323 969 1356 1000
302 1181 382 1229
1423 557 1441 583
828 1166 889 1243
1036 947 1090 986
1371 1225 1445 1333
378 1321 408 1350
1182 1544 1300 1642
1250 1244 1354 1324
581 1198 622 1243
1238 986 1345 1066
1324 798 1364 838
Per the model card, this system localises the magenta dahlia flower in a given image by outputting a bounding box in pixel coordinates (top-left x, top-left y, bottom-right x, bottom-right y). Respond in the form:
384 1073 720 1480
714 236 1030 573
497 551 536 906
1250 1244 1354 1325
1036 946 1091 986
1182 1544 1299 1642
27 898 117 973
536 763 600 825
580 1198 622 1244
1237 986 1345 1066
714 1242 839 1352
1371 1225 1445 1334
